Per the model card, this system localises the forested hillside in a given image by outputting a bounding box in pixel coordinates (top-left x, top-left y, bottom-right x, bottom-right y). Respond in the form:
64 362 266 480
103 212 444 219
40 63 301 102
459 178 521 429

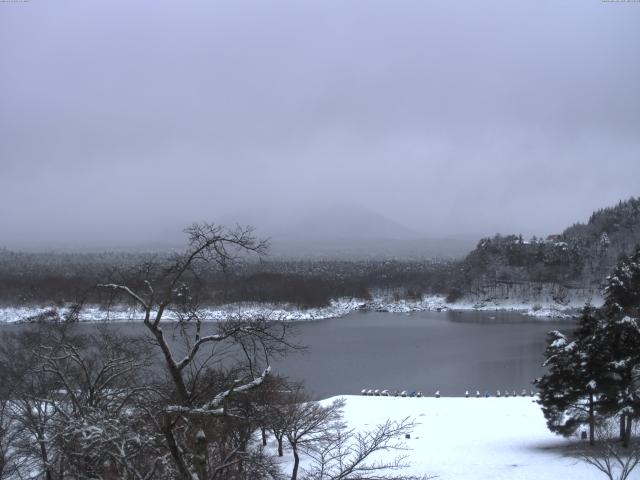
563 197 640 283
0 198 638 309
449 197 640 304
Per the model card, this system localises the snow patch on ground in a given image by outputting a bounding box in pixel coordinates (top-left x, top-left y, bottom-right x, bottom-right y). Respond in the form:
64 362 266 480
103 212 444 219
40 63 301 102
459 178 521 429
272 395 603 480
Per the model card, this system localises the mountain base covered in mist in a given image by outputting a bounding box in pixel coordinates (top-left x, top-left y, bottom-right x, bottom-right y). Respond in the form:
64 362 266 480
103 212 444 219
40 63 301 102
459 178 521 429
0 197 638 320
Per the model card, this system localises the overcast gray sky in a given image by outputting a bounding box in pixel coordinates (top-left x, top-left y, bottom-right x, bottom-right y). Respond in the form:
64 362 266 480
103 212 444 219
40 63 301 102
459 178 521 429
1 0 639 251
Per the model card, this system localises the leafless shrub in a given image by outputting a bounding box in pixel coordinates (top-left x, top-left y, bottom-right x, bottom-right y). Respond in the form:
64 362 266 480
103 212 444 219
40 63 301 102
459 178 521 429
578 421 640 480
303 415 434 480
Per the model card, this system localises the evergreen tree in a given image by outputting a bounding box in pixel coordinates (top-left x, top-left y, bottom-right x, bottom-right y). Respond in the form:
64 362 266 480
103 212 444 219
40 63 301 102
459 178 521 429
597 246 640 446
597 315 640 446
537 305 604 445
603 247 640 318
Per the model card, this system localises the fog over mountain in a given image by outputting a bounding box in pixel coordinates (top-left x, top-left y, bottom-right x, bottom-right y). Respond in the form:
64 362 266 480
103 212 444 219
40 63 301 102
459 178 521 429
228 203 478 258
1 0 639 254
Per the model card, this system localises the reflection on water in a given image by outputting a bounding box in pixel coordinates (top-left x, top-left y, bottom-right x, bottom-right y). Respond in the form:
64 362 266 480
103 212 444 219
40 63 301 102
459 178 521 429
445 309 575 325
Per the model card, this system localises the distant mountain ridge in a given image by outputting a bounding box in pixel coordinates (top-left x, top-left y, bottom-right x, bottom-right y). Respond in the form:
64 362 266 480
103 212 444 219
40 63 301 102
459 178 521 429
228 203 477 259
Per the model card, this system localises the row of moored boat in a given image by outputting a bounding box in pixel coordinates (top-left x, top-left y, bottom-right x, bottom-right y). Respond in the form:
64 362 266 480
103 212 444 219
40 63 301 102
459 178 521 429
361 389 537 398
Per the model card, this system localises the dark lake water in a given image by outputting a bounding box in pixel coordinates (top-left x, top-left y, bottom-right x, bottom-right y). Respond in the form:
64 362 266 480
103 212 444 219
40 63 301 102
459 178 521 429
0 310 572 399
272 310 571 398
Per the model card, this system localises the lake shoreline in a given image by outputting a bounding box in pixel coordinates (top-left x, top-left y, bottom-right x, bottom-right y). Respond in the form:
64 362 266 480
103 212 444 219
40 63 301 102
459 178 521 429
0 294 592 323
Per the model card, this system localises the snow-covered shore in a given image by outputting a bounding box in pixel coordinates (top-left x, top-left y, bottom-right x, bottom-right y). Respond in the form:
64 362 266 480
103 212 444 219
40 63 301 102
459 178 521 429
0 294 594 323
0 299 366 323
364 294 594 319
274 395 603 480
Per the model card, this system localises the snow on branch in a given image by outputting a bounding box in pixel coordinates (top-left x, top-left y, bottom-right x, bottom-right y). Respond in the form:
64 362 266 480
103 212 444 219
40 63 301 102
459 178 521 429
174 323 268 370
204 366 271 410
166 366 271 415
97 283 149 310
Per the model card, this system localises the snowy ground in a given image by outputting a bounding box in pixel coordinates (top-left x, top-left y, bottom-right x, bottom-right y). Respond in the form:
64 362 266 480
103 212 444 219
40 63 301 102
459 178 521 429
0 299 366 323
273 395 606 480
0 294 594 323
0 288 601 323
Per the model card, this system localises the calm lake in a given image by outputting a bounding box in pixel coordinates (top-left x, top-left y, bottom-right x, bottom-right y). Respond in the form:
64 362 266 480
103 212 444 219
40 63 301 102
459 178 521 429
0 310 571 399
270 310 571 398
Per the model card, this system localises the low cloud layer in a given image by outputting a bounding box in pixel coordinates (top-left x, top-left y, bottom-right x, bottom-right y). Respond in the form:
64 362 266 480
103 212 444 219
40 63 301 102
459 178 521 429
1 0 639 250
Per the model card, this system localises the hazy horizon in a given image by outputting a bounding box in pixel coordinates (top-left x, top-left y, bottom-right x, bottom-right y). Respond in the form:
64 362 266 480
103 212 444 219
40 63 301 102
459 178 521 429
0 197 631 258
1 1 639 253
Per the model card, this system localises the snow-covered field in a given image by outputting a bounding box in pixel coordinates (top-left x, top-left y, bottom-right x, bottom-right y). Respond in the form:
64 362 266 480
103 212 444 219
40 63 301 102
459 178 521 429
275 395 604 480
0 294 594 323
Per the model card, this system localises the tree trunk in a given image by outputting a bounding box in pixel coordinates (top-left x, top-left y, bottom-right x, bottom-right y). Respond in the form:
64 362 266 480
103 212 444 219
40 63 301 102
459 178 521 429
277 436 283 457
620 414 627 442
291 445 299 480
37 433 52 480
588 393 595 446
162 418 193 480
194 429 207 480
238 435 248 475
147 323 190 403
262 427 267 446
624 416 632 448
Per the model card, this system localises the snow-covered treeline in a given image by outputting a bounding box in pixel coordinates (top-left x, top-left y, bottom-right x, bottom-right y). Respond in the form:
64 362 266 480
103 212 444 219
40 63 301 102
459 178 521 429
1 197 639 317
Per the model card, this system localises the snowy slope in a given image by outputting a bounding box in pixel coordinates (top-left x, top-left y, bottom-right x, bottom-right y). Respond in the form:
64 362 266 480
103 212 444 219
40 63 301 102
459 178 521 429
274 396 607 480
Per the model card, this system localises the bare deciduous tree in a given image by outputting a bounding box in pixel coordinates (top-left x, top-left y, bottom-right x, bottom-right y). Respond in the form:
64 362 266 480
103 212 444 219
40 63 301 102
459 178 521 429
1 318 164 480
98 223 297 480
262 382 431 480
281 390 344 480
303 416 433 480
0 399 24 480
578 421 640 480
